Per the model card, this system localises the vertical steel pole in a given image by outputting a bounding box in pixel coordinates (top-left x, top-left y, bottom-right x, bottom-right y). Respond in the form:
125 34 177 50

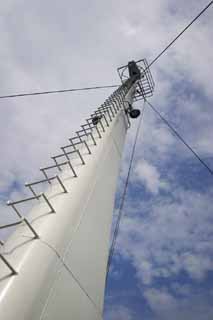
0 78 138 320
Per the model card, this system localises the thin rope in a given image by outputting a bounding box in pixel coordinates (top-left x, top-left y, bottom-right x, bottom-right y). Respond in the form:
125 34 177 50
146 99 213 176
106 102 146 279
139 0 213 69
0 85 119 100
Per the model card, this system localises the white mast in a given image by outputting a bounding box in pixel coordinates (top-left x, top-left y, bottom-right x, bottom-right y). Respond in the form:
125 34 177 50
0 61 153 319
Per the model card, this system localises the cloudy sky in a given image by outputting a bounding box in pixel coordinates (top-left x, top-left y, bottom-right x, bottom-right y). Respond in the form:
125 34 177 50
0 0 213 319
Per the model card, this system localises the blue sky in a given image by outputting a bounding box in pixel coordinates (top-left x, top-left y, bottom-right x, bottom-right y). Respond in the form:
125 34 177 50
0 0 213 319
105 152 213 319
103 70 213 318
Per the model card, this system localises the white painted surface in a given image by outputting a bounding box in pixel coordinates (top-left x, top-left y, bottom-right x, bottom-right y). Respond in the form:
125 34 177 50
0 105 129 319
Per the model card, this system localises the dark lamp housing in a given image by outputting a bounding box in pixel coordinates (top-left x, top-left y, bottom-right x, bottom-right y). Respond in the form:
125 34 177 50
92 116 102 126
129 109 141 119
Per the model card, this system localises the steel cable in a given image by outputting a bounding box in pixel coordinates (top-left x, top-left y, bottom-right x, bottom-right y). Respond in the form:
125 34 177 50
106 102 146 280
0 85 119 100
146 99 213 176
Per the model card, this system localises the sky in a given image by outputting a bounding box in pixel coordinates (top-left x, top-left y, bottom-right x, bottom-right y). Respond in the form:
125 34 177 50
0 0 213 319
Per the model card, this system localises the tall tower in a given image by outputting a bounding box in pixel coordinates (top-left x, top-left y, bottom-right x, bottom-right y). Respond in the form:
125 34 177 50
0 61 154 319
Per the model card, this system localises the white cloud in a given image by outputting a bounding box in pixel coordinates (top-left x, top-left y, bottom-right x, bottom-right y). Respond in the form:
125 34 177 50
182 253 213 281
116 187 213 285
143 287 213 320
105 305 135 320
144 288 177 313
134 160 168 194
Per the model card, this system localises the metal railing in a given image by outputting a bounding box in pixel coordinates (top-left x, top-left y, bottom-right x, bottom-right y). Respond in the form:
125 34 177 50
0 80 132 276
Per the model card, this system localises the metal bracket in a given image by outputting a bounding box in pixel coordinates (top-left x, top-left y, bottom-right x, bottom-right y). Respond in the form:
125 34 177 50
26 175 68 197
40 160 77 181
0 254 18 275
117 59 154 101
